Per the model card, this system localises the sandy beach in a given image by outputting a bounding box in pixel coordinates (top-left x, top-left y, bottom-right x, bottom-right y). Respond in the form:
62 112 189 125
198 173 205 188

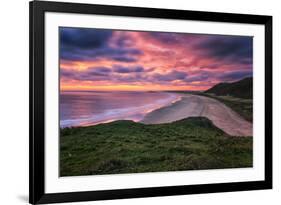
141 94 252 136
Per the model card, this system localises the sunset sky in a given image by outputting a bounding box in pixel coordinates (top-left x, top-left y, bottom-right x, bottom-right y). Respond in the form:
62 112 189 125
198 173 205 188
60 27 253 91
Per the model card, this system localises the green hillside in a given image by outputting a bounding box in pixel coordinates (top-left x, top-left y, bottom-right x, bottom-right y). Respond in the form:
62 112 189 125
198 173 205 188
205 77 253 99
60 117 252 176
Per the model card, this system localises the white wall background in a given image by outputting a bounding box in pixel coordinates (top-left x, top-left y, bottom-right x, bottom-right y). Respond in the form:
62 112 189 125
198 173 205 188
0 0 279 204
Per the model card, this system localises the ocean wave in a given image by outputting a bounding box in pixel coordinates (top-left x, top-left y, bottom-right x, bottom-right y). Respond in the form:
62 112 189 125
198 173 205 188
60 93 182 128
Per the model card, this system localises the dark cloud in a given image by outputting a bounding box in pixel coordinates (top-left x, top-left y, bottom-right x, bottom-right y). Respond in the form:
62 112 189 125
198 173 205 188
114 34 134 47
61 67 111 81
111 56 137 62
148 33 180 44
147 32 204 45
87 67 112 76
60 27 142 62
60 27 113 49
218 70 252 81
196 35 253 65
61 65 153 83
60 69 76 79
152 70 188 82
114 73 147 83
184 72 210 82
60 44 142 62
114 66 145 73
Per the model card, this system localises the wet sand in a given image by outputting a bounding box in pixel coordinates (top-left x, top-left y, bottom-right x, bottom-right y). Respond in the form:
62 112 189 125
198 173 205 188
141 94 252 136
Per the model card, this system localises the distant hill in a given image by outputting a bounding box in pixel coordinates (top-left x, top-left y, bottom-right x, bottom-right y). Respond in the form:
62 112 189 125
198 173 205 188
205 77 253 99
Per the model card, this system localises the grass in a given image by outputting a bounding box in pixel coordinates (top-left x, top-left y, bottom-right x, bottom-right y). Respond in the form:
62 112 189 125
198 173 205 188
60 117 252 176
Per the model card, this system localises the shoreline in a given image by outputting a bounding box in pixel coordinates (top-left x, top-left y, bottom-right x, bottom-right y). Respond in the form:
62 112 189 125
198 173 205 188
60 91 182 128
60 92 252 136
141 94 252 136
61 93 252 136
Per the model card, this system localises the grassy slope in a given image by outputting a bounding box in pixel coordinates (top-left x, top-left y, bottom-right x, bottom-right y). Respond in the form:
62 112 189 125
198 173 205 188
202 77 253 122
60 117 252 176
205 77 253 99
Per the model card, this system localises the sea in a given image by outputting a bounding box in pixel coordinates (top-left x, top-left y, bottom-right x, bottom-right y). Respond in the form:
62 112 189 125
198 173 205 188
60 91 181 128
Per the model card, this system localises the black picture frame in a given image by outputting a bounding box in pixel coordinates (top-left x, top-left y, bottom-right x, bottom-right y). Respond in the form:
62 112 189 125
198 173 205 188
29 0 272 204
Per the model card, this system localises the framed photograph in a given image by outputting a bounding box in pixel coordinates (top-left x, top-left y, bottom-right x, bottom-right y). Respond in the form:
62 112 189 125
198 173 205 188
29 0 272 204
